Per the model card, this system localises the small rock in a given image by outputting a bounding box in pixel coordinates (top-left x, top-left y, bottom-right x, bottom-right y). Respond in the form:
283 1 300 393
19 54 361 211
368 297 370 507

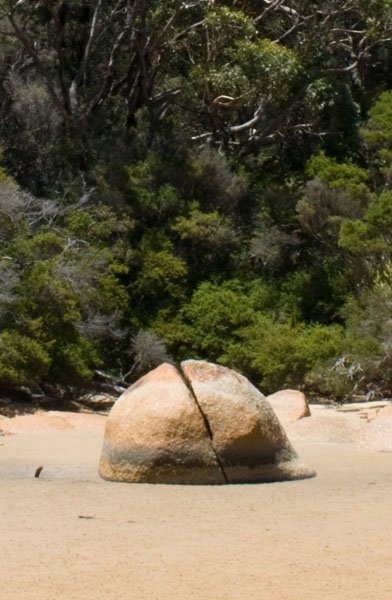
266 389 310 426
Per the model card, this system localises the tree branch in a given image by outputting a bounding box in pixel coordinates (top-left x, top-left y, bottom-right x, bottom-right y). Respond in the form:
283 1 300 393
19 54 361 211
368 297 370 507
72 0 103 101
6 10 69 123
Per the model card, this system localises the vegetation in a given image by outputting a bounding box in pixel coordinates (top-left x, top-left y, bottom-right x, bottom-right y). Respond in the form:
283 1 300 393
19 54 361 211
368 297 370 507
0 0 392 400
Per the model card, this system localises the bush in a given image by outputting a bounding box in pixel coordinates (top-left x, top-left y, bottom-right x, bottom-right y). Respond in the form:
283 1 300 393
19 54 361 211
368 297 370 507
153 279 275 360
227 317 344 392
0 331 51 387
51 339 101 385
337 271 392 396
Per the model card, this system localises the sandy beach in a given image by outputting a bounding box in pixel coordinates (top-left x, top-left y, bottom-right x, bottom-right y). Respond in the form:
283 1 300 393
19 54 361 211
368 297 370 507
1 405 392 600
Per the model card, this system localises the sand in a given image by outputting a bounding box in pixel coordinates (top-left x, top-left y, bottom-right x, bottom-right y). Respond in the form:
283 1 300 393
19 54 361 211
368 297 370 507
1 405 392 600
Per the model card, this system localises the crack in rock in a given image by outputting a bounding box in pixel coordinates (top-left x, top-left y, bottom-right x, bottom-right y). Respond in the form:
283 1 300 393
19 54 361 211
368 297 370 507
176 362 229 484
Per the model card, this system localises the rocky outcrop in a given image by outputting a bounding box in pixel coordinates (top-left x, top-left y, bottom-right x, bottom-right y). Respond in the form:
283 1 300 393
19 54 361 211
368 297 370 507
0 411 106 434
99 360 316 484
266 389 311 426
366 404 392 421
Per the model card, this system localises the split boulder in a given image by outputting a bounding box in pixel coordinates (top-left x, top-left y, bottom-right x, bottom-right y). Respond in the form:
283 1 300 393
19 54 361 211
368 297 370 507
99 360 316 484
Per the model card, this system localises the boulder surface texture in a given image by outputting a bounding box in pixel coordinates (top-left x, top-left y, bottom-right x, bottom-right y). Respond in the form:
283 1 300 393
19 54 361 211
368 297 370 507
99 360 316 484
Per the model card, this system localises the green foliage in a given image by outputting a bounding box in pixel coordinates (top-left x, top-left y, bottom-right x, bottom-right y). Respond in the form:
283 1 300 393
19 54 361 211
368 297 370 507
135 237 188 301
363 90 392 148
304 364 353 399
172 204 239 272
52 339 101 384
230 38 301 95
0 331 51 387
206 8 256 49
0 161 8 182
305 153 371 202
126 157 186 222
153 278 343 393
340 192 392 261
227 317 344 392
362 90 392 187
0 177 129 389
11 231 65 265
333 275 392 396
1 2 392 398
65 205 134 246
366 191 392 234
204 35 300 100
153 279 261 359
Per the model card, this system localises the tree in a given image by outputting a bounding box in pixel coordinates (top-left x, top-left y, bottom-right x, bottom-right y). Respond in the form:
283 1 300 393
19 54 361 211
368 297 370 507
0 171 131 390
2 0 392 191
362 89 392 189
1 1 392 399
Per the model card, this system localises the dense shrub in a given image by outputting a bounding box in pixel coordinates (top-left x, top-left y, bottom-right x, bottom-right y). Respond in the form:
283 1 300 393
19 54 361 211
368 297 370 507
0 331 51 386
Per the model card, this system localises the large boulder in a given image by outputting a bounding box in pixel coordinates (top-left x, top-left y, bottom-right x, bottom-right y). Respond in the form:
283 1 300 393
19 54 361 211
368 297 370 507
181 360 315 483
99 363 224 484
99 360 316 484
266 389 311 426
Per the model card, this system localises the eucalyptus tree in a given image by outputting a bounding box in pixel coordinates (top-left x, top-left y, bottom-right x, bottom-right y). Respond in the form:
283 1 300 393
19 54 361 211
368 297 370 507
0 0 391 180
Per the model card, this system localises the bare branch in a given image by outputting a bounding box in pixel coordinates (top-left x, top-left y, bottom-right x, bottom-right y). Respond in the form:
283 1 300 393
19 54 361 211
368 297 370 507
6 11 69 122
254 0 284 24
86 0 144 115
70 0 103 110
